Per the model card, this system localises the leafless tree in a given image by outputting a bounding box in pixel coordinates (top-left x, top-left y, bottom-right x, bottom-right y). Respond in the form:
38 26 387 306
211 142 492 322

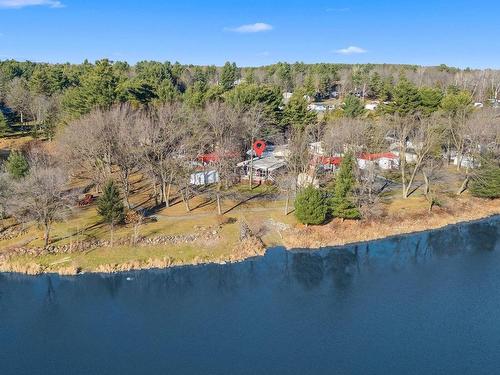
9 153 75 247
401 114 444 198
5 78 32 123
386 114 418 198
203 102 244 214
136 102 189 208
58 108 118 191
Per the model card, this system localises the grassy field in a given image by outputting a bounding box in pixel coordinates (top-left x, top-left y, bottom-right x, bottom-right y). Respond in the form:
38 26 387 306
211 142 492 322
0 175 298 274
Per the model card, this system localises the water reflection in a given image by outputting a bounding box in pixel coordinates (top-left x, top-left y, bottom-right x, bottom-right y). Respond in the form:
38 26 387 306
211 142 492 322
0 216 499 375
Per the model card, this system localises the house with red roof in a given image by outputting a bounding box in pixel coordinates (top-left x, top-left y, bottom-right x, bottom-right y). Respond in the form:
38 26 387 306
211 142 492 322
357 152 399 170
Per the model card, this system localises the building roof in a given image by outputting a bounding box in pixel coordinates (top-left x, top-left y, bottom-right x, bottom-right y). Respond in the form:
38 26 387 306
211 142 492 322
358 152 399 161
198 151 239 164
314 156 343 166
237 156 286 172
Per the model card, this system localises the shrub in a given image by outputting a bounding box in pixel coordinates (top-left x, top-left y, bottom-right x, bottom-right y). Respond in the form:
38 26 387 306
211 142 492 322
295 185 327 225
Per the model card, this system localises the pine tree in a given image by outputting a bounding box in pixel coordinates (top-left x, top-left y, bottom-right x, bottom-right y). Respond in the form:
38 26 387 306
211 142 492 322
390 77 421 116
470 157 500 199
97 180 125 245
0 112 10 137
282 89 316 131
220 61 237 91
294 185 327 225
331 152 360 219
419 87 443 116
5 150 29 179
342 94 365 118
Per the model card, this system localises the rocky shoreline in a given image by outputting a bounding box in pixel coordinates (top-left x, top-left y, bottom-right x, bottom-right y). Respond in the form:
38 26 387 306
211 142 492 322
0 197 498 276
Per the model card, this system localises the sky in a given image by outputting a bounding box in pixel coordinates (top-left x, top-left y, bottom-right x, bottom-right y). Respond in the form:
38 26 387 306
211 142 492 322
0 0 499 68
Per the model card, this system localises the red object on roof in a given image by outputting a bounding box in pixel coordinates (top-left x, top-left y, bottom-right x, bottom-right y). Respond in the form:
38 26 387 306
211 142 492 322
358 152 398 161
198 151 239 164
253 140 267 157
315 156 343 166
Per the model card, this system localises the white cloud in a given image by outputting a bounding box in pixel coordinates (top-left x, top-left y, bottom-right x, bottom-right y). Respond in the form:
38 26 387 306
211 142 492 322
0 0 64 9
336 46 367 55
225 22 273 33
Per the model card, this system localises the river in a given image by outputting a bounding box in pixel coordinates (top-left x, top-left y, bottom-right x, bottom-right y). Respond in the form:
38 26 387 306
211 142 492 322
0 216 499 374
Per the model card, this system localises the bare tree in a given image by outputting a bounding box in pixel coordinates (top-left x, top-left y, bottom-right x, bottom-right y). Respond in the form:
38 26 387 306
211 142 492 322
401 114 444 198
58 108 118 191
386 114 418 198
136 103 188 208
204 102 244 214
9 154 74 247
5 78 32 123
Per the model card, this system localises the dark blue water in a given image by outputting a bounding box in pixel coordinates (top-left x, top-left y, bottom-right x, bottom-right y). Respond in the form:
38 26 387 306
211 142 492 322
1 217 499 375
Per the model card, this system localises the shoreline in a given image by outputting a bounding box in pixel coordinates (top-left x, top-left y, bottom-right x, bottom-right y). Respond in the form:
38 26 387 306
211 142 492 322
1 199 498 276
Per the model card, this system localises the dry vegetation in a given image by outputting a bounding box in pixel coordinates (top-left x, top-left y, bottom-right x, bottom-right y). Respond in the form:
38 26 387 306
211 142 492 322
283 194 500 249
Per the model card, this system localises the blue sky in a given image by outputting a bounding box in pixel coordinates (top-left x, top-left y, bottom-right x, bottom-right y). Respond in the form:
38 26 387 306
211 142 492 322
0 0 499 68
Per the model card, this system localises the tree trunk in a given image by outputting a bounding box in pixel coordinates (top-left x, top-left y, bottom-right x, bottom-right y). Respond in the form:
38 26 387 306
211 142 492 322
216 193 222 215
162 180 168 206
153 182 158 206
166 183 172 208
284 190 290 215
404 164 420 198
456 154 463 171
423 171 430 196
457 176 469 195
110 223 114 247
182 188 191 212
43 222 50 248
400 149 407 198
249 138 254 188
123 173 131 209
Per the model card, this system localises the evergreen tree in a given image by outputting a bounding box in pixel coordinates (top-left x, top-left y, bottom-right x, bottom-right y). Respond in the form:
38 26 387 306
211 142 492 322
282 89 316 131
342 94 365 118
331 152 360 219
220 61 237 91
225 83 282 127
5 150 29 179
294 185 327 225
419 87 443 116
390 77 421 116
0 112 10 137
470 157 500 199
303 74 315 97
440 90 473 117
97 180 125 244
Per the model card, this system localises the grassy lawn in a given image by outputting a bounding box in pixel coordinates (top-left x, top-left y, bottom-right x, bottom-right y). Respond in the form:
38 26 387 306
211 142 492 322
0 176 298 273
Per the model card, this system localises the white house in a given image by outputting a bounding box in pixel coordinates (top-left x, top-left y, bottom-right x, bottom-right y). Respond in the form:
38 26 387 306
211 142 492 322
452 155 477 169
364 103 378 111
307 103 327 112
357 153 400 170
309 141 325 156
237 155 286 182
190 170 219 186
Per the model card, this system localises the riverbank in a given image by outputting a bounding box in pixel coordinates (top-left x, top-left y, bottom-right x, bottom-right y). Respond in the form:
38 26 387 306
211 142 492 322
282 195 500 249
0 195 498 275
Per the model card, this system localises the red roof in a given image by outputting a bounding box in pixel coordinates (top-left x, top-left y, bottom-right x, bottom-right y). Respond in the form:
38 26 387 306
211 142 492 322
314 156 343 166
198 151 239 164
358 152 398 161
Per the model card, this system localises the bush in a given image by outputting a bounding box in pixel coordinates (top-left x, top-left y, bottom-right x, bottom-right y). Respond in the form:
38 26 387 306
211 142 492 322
294 186 327 225
5 150 29 179
470 158 500 199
